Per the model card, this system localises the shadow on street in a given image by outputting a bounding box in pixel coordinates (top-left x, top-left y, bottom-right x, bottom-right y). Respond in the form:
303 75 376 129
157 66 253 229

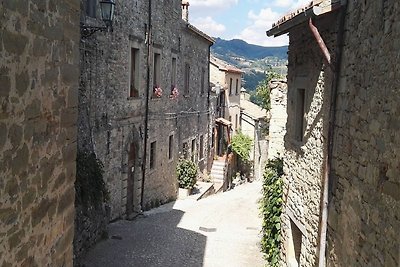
81 209 207 267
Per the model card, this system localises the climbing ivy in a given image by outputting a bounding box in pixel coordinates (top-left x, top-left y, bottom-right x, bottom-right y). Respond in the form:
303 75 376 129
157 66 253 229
259 157 284 266
75 151 109 208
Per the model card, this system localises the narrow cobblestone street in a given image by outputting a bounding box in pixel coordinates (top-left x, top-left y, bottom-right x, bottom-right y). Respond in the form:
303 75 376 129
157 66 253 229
81 181 265 267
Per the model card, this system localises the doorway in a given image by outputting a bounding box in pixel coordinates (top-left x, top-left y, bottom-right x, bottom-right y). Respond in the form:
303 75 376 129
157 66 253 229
126 143 136 216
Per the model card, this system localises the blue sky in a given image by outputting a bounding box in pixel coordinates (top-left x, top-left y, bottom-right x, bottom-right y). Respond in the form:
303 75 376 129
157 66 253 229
189 0 311 47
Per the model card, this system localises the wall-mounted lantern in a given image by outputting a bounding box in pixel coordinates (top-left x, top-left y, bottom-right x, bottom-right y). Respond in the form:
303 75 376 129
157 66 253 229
81 0 116 37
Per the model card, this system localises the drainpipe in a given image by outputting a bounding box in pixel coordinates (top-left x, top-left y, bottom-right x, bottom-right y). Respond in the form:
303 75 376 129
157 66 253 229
313 5 347 267
309 18 333 70
207 44 212 168
140 0 152 211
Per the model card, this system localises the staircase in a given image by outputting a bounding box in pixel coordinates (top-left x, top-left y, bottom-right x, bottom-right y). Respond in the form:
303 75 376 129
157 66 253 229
210 158 227 193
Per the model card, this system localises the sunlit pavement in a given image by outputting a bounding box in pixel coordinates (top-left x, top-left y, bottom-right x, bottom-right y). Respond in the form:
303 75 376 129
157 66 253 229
82 181 265 267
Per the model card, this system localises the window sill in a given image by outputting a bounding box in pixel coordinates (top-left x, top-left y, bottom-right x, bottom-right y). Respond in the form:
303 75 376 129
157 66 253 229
127 97 141 100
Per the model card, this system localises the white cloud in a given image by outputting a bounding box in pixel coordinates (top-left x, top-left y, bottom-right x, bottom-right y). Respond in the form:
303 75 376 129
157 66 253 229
272 0 312 9
235 8 288 46
191 16 226 37
190 0 238 8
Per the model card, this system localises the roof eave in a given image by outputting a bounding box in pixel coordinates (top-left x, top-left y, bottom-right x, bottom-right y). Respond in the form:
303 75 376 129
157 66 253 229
266 1 346 37
266 7 317 37
187 24 215 44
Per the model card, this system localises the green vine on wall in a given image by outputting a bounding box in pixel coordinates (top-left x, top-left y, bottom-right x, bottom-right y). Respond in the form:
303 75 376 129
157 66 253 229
259 157 284 266
75 151 109 208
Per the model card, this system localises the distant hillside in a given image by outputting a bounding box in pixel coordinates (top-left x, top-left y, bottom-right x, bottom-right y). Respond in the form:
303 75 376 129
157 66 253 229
211 38 288 61
211 38 288 92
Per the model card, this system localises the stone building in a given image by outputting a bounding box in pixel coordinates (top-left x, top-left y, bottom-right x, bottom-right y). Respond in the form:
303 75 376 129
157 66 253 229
267 79 287 160
267 0 400 266
0 1 80 266
210 55 243 156
78 0 213 222
239 93 268 180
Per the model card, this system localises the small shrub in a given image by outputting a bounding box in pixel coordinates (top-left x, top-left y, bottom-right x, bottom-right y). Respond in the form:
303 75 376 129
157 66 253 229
176 158 197 189
259 157 283 266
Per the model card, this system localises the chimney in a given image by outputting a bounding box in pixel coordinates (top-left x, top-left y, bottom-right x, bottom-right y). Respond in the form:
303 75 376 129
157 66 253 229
181 1 189 22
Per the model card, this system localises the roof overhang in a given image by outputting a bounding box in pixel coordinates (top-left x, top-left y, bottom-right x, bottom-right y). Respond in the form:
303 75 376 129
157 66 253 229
187 24 215 44
267 0 346 37
216 117 232 126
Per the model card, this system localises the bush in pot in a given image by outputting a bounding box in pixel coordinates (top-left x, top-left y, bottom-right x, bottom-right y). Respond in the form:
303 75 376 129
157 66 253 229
176 157 197 189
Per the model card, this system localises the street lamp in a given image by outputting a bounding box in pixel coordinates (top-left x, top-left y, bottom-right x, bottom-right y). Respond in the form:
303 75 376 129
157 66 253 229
81 0 116 37
100 0 115 27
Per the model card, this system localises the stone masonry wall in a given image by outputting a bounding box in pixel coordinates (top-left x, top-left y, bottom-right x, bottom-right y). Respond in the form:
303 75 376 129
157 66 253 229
328 1 400 266
0 1 80 266
281 14 339 266
268 79 287 160
78 0 212 221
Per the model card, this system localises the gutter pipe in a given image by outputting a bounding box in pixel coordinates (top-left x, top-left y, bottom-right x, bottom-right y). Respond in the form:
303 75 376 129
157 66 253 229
315 4 347 266
140 0 152 211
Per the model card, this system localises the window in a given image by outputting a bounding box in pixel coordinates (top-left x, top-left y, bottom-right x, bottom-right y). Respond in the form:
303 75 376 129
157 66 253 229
184 63 190 95
150 141 156 169
211 128 215 148
289 219 303 265
153 52 161 87
130 48 139 98
295 89 306 141
191 139 196 162
229 78 233 95
168 134 174 160
200 68 205 95
183 142 189 159
235 78 239 95
171 57 177 88
229 116 232 123
199 135 204 159
86 0 96 18
235 114 238 130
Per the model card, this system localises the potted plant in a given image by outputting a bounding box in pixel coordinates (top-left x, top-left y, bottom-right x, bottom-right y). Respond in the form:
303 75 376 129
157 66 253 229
153 85 163 98
170 85 179 99
176 157 197 198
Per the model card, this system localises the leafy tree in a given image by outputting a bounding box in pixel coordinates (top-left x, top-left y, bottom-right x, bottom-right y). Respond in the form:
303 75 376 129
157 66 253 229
251 71 283 111
231 131 253 161
231 131 253 178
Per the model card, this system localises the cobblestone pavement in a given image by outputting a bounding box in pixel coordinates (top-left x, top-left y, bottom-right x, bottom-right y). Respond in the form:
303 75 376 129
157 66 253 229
82 181 265 267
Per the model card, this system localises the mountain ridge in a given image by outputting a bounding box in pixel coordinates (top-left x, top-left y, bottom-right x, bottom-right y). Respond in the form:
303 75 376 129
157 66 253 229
211 37 288 91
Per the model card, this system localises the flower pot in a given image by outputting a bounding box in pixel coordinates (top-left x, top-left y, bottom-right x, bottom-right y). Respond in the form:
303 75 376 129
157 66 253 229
178 188 191 199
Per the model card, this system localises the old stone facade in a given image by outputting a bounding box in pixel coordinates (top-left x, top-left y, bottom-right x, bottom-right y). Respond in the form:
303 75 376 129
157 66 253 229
0 1 80 266
239 93 268 180
267 0 400 266
267 79 287 160
210 56 242 132
328 1 400 266
78 0 213 223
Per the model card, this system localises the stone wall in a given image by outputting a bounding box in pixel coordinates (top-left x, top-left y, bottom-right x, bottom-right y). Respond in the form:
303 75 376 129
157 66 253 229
280 13 339 266
328 1 400 266
268 79 287 160
0 1 80 266
78 0 212 221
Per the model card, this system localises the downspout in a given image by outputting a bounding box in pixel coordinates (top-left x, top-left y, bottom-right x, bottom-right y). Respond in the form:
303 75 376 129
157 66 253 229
140 0 152 211
207 44 212 166
309 18 332 70
313 5 347 267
